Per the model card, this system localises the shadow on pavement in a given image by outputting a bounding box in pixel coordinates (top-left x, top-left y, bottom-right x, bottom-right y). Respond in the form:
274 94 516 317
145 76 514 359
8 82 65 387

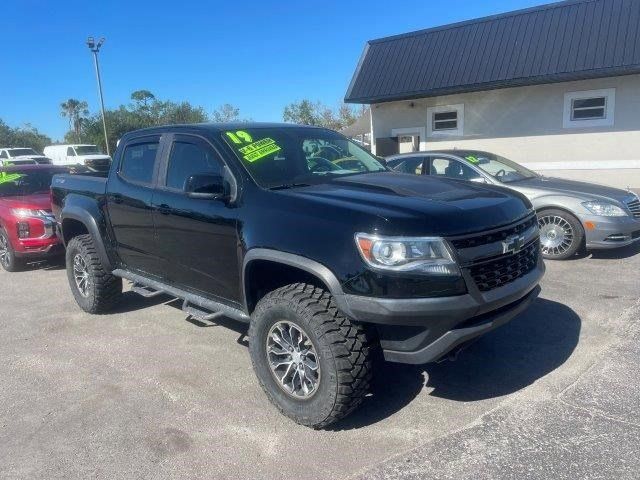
110 291 174 314
332 298 580 429
588 241 640 260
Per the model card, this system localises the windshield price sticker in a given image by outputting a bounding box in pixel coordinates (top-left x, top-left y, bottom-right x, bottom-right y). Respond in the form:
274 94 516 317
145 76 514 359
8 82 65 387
465 155 480 164
225 130 282 163
239 138 281 162
0 172 23 184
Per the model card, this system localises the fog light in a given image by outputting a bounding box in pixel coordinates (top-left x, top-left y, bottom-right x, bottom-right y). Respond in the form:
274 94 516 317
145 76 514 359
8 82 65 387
18 222 30 239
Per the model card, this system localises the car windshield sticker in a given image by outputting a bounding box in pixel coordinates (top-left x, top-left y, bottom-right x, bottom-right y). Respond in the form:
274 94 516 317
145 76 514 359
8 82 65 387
0 172 23 184
225 131 282 163
465 155 480 164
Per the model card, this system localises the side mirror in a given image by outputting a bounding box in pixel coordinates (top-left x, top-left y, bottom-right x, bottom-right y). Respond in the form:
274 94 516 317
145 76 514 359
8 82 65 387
185 173 226 199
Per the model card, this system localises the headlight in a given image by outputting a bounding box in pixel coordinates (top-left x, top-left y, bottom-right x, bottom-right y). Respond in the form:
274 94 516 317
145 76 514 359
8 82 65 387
355 233 460 275
11 208 45 218
581 201 627 217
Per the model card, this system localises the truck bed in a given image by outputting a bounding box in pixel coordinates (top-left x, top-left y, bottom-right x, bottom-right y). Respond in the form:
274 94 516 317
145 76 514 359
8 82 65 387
51 174 108 219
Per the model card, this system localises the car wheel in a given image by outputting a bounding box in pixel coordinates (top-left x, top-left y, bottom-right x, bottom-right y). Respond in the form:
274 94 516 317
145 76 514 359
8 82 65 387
0 229 23 272
249 283 373 428
65 234 122 313
537 209 584 260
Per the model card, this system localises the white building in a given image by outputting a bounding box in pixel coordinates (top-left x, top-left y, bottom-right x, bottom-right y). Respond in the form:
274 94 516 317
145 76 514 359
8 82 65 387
345 0 640 188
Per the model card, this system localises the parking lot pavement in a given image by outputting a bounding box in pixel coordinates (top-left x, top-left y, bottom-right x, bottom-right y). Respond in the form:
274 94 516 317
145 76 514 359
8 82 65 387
0 244 639 480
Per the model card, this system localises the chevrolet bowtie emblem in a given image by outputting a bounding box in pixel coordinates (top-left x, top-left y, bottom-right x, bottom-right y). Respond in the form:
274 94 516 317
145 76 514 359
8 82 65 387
503 234 525 254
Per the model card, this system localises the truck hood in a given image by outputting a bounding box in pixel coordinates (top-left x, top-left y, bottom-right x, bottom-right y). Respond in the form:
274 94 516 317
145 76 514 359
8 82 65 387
0 193 52 211
510 176 634 203
279 172 532 236
79 154 111 161
10 154 48 160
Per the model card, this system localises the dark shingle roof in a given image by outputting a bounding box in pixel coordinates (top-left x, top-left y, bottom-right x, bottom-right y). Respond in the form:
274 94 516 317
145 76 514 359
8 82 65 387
345 0 640 103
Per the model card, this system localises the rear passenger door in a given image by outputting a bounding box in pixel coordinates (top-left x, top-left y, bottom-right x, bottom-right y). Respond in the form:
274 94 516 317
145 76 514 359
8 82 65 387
151 134 241 304
107 135 163 277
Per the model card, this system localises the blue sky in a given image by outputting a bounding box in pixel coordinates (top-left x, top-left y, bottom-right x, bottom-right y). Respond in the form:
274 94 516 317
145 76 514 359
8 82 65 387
1 0 545 141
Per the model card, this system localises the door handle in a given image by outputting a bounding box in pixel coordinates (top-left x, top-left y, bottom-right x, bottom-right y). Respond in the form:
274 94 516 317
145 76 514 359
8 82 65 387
157 204 171 215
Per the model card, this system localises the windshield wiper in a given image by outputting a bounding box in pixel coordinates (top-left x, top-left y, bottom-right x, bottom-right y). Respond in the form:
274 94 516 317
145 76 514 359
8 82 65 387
269 183 312 191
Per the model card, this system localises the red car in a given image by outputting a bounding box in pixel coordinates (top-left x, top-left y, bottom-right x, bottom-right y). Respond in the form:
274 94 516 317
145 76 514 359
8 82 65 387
0 165 69 271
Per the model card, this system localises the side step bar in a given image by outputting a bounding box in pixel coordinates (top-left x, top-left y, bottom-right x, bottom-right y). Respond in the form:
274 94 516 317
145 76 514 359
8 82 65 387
112 269 250 323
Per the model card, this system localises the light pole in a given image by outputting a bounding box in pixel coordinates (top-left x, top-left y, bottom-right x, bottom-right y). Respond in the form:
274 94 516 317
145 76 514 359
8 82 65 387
86 36 110 156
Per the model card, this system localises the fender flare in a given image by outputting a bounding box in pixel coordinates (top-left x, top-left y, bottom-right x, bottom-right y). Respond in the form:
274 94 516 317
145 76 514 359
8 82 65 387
60 204 113 271
242 249 352 317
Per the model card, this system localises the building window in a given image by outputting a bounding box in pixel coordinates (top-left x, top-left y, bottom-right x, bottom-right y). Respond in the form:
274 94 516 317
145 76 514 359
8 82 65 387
427 104 464 137
563 88 615 128
433 111 458 131
571 97 606 120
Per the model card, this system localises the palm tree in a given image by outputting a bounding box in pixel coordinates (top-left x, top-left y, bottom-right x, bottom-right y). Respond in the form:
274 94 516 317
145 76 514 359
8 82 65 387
60 99 89 142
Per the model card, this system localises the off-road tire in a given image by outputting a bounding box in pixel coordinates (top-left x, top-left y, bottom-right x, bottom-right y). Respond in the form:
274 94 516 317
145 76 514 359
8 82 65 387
249 283 373 429
537 209 585 260
0 228 23 272
66 234 122 313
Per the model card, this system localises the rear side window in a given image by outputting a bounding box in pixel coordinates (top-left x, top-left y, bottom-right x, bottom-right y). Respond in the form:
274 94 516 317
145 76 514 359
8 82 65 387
67 147 76 156
120 141 159 184
166 141 223 191
0 151 7 159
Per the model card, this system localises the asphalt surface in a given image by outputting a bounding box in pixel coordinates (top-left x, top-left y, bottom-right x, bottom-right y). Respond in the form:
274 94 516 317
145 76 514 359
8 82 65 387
1 243 639 480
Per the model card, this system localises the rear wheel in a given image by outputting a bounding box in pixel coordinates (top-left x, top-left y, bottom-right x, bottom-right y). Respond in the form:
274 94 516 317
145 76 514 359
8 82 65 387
249 283 373 428
537 209 584 260
65 234 122 313
0 229 23 272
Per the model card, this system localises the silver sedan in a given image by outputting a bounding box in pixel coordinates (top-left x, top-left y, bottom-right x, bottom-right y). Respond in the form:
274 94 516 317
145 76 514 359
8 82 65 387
386 150 640 260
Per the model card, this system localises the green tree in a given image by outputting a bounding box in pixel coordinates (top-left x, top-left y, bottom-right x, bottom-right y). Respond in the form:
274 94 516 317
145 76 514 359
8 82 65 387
60 99 89 142
0 119 52 152
283 100 359 130
212 103 250 123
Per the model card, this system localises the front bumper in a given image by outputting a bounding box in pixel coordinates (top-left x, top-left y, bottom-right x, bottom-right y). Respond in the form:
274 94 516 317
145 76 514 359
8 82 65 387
580 214 640 249
344 258 545 364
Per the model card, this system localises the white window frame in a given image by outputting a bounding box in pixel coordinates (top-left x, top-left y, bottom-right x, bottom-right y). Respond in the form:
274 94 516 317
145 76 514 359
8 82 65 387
391 127 427 151
563 88 615 129
427 104 464 137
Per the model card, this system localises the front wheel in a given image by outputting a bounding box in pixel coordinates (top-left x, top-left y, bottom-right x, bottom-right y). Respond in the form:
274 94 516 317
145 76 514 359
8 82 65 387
65 234 122 313
0 229 23 272
249 283 373 428
537 209 584 260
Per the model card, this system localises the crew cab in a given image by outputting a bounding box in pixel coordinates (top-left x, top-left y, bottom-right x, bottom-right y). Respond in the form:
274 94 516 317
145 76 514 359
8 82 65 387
0 165 67 271
51 123 544 428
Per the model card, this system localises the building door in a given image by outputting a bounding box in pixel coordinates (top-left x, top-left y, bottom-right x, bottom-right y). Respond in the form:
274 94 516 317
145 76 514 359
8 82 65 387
398 135 419 153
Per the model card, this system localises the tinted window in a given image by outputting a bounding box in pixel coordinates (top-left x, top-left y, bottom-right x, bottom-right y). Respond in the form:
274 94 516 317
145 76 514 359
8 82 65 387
120 141 159 184
166 141 223 191
391 156 425 174
430 158 483 181
67 147 76 156
222 127 385 189
0 151 7 159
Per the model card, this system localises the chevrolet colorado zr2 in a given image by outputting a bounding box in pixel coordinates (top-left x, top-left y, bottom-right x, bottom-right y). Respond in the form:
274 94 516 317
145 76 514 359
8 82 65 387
51 123 544 428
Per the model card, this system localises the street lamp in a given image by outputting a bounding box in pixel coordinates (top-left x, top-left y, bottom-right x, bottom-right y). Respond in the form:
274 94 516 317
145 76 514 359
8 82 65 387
86 36 110 156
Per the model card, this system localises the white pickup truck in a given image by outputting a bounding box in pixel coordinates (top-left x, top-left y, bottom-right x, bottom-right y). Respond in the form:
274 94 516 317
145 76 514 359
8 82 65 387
0 147 52 166
43 144 111 173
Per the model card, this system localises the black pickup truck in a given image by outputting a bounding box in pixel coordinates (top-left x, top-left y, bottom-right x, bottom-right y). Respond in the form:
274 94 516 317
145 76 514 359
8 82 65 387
51 123 544 428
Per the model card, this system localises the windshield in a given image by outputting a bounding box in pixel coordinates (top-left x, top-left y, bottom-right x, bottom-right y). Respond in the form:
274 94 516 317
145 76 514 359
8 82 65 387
75 145 102 155
458 151 538 183
222 127 386 189
8 148 38 157
0 170 57 197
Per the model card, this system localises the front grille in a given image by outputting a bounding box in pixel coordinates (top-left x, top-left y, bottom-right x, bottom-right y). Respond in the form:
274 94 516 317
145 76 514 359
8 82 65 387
450 214 537 249
626 197 640 218
469 241 539 292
